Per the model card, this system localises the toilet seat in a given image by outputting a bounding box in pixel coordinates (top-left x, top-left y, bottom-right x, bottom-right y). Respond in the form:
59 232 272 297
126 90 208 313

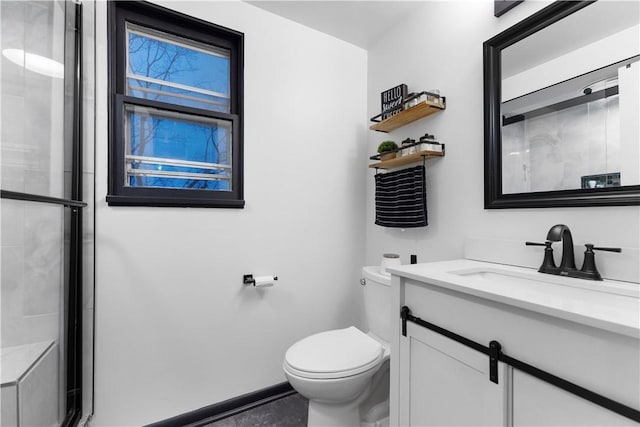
284 327 383 380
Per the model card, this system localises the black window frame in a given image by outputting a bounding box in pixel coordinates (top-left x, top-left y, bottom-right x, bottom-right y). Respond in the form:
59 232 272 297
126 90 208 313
107 1 244 208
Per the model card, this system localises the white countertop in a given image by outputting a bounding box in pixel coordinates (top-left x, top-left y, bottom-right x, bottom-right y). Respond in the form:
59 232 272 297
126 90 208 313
388 260 640 339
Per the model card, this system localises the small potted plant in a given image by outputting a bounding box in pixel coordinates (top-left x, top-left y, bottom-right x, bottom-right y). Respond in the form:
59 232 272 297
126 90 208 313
377 140 398 161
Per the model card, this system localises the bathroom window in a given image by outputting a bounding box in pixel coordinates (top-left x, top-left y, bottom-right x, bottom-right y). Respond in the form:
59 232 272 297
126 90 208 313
107 2 244 207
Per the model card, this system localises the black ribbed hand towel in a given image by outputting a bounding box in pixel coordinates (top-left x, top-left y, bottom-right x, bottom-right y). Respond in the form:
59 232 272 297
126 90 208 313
375 165 427 228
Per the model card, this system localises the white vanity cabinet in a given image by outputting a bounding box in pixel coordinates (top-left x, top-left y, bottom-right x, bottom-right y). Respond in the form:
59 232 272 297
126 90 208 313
389 260 640 427
512 370 637 426
398 319 509 426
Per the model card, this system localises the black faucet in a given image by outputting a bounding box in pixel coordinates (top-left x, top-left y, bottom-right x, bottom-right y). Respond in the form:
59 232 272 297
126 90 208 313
526 224 621 281
546 224 577 272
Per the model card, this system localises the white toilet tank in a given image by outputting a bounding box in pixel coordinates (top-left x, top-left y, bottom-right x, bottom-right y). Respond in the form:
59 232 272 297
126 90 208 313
361 266 392 343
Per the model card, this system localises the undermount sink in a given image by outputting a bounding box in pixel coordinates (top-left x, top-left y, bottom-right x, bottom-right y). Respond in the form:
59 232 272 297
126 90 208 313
449 266 640 298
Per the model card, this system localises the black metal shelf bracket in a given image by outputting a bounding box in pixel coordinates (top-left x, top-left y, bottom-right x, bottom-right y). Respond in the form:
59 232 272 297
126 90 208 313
400 306 640 423
369 92 446 124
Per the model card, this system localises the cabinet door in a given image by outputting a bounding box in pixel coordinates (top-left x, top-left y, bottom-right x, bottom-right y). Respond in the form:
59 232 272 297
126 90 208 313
513 370 638 426
399 322 509 426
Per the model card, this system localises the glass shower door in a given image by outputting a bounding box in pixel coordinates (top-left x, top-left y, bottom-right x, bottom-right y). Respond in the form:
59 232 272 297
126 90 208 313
1 1 83 425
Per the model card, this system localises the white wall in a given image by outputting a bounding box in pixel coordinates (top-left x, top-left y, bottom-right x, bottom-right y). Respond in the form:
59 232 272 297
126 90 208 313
365 1 640 267
91 1 640 424
92 1 368 425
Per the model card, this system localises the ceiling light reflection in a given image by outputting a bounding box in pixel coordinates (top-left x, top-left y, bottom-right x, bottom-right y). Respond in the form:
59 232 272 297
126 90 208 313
2 48 64 79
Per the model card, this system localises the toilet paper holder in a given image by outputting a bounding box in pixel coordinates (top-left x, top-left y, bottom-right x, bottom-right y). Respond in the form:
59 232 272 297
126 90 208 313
243 274 278 286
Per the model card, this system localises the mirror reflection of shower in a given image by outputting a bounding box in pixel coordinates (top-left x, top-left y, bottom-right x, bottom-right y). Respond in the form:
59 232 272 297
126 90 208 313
501 56 639 194
499 0 639 196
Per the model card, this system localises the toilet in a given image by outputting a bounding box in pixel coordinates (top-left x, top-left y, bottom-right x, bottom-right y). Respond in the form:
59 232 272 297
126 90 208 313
283 266 391 426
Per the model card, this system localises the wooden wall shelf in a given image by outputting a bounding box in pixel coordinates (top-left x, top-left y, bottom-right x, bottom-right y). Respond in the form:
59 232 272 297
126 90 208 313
369 149 444 169
370 100 445 133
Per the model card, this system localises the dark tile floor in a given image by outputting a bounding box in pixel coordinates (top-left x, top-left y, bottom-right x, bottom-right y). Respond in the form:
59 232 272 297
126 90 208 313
204 393 309 427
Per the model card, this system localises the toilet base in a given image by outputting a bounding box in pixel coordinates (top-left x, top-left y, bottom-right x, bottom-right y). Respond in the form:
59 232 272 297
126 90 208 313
307 398 390 427
305 361 390 427
308 398 362 427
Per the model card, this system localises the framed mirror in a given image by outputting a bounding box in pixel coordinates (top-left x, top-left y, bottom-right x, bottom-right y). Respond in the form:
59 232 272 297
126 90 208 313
484 1 640 208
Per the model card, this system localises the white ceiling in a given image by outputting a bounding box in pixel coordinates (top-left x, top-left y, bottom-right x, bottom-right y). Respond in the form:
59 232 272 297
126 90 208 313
245 1 426 49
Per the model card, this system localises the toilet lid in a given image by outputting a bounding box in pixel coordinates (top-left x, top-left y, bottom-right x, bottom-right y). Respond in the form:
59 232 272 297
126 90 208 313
284 327 383 379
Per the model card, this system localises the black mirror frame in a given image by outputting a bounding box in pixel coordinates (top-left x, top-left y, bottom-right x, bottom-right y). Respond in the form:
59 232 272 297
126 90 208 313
483 0 640 209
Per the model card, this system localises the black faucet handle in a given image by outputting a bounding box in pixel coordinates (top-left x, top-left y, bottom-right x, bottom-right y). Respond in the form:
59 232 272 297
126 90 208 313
526 241 556 272
525 241 550 247
581 244 600 279
590 245 622 253
580 244 621 280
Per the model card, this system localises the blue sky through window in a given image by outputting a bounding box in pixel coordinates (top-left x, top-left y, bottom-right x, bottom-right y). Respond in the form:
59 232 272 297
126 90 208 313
126 27 230 112
124 25 233 191
126 107 232 190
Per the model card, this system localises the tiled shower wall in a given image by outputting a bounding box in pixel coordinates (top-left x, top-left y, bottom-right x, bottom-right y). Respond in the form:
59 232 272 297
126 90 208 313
502 96 620 194
1 201 65 348
1 2 68 424
1 0 66 351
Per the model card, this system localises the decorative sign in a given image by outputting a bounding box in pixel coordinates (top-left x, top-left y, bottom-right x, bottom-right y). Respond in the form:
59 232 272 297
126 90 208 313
381 84 407 120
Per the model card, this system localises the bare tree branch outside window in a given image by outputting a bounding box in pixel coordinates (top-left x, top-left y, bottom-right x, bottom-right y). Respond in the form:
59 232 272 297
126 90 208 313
126 31 231 190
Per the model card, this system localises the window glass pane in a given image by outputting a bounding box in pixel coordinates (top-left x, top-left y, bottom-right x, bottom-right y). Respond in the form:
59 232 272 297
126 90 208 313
126 24 230 113
124 104 232 191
